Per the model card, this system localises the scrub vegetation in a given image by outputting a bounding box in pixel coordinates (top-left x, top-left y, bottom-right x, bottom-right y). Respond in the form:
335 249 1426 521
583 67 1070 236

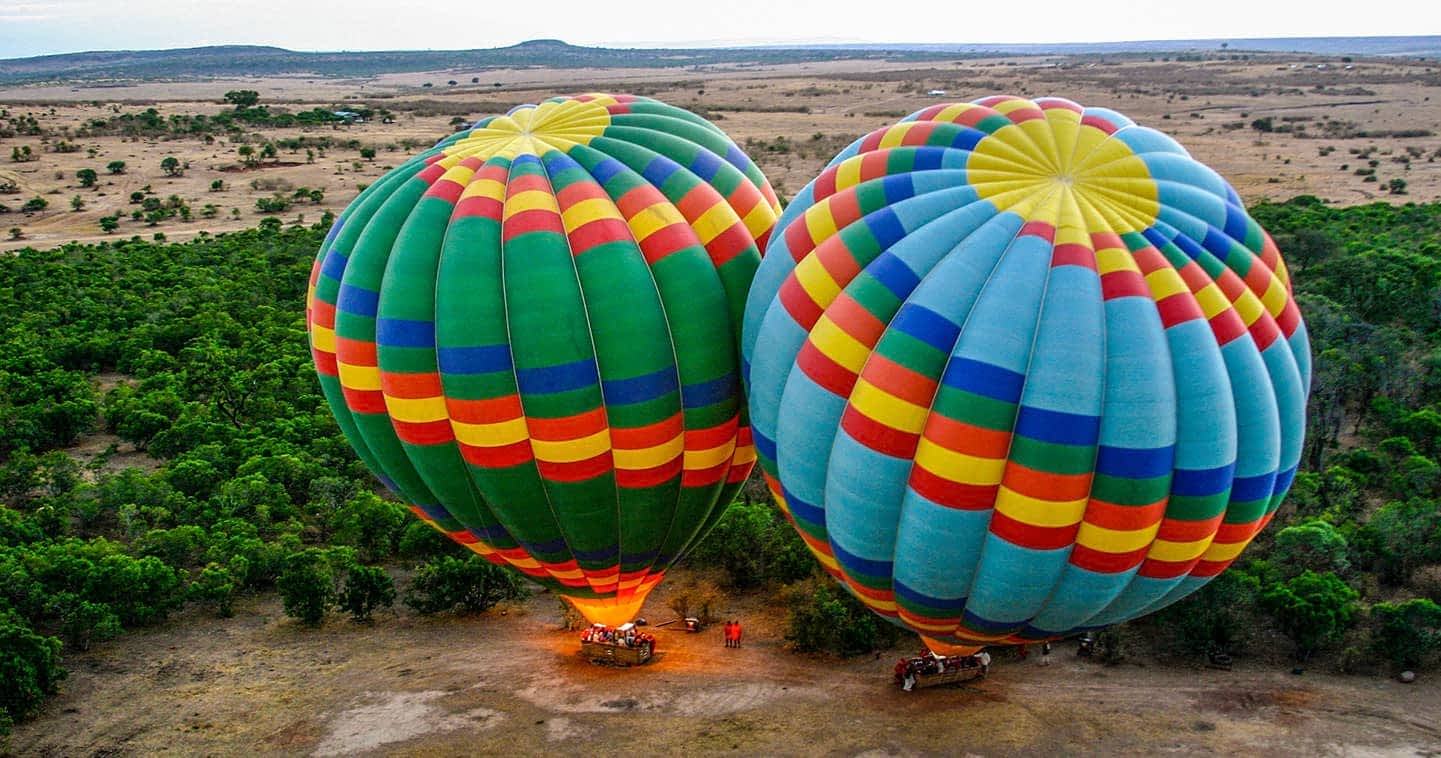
3 198 1441 735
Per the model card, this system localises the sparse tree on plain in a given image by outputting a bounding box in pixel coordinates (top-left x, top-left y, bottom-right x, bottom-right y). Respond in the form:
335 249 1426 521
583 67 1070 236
76 168 98 188
106 160 126 175
160 156 182 176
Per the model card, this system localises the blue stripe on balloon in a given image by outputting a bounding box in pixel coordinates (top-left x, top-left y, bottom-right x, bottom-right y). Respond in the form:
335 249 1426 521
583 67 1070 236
1222 204 1250 245
519 536 570 555
890 303 961 353
1015 405 1101 446
621 547 662 565
437 344 512 375
602 366 679 406
1230 471 1277 503
687 149 724 182
320 250 350 282
754 428 777 463
865 206 909 250
866 251 921 300
588 157 629 186
1094 444 1175 480
1201 226 1234 261
880 174 917 206
724 144 749 173
570 544 619 562
682 372 735 409
1171 230 1207 262
336 282 379 317
1170 463 1237 496
832 537 893 579
640 156 681 187
912 146 948 171
376 318 436 348
894 579 967 611
515 358 600 395
941 356 1025 404
1272 465 1297 495
781 484 826 529
960 607 1014 635
950 127 986 151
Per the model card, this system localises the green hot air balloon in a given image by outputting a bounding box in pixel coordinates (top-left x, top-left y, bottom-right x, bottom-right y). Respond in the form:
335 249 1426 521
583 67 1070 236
307 93 780 625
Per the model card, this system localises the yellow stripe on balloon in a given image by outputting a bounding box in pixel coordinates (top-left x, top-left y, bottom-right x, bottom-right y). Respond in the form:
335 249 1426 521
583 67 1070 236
560 197 624 232
1096 247 1139 275
627 203 688 242
807 314 871 374
877 122 919 149
793 254 843 308
848 378 929 435
1259 275 1289 316
1232 289 1265 327
835 156 864 192
1194 283 1231 320
1075 521 1161 554
460 177 507 203
804 202 839 245
452 417 529 448
613 434 684 470
685 439 738 470
439 163 477 186
912 439 1006 486
531 429 610 463
1146 536 1214 563
337 362 381 392
690 201 739 245
384 395 448 424
1199 537 1249 563
741 202 774 241
310 324 336 353
993 486 1088 528
934 103 978 123
731 444 757 467
504 189 560 216
1144 268 1188 302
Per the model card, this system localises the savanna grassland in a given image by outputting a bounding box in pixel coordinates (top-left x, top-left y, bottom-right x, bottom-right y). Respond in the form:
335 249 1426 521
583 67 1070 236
3 46 1441 756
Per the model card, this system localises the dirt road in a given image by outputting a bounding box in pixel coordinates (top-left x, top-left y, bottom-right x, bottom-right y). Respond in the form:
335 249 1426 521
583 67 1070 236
11 584 1440 757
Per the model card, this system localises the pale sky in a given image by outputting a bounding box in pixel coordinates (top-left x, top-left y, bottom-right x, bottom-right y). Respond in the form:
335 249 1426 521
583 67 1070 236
0 0 1434 59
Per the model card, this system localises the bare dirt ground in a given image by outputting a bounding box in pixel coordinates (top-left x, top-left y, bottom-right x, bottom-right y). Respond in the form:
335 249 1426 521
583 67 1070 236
11 574 1441 757
3 53 1440 252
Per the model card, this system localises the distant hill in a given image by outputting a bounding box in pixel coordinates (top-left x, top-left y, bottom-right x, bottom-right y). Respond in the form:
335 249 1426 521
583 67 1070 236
1 36 1435 87
796 36 1441 57
0 40 951 86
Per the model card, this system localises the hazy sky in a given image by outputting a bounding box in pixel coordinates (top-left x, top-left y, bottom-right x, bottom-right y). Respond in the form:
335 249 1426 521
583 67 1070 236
0 0 1433 59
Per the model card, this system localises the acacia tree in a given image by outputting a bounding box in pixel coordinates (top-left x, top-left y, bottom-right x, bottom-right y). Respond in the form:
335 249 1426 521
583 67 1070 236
223 90 260 108
160 156 182 176
76 168 98 188
106 160 125 175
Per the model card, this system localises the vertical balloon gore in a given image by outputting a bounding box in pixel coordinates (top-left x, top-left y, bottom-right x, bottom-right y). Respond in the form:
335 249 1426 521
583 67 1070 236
742 95 1310 649
307 93 780 627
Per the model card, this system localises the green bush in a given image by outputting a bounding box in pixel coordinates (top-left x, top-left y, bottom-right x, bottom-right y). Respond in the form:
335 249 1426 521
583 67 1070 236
782 577 903 657
1152 571 1262 656
1369 598 1441 670
1261 570 1359 660
276 548 336 626
338 564 395 623
0 610 65 732
190 562 238 618
685 499 815 588
404 555 528 615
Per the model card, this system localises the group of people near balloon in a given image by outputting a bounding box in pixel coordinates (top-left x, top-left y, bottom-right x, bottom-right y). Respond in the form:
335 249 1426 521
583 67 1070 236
894 650 992 691
581 623 654 651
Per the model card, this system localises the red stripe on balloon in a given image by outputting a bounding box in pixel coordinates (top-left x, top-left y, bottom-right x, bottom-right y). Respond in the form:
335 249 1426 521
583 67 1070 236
909 466 999 510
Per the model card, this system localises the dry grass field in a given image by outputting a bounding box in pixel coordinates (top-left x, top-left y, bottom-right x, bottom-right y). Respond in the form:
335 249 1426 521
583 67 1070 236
10 575 1440 756
2 53 1440 253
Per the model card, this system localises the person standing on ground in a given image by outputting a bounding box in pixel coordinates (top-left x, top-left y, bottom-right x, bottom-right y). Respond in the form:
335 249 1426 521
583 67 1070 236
978 649 992 677
1041 641 1052 666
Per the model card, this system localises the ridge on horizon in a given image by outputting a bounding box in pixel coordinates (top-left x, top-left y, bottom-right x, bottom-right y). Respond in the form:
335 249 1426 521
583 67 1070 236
1 35 1436 87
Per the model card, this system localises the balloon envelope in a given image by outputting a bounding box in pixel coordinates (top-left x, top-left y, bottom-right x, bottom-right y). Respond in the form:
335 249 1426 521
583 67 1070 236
742 96 1310 648
308 94 779 625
